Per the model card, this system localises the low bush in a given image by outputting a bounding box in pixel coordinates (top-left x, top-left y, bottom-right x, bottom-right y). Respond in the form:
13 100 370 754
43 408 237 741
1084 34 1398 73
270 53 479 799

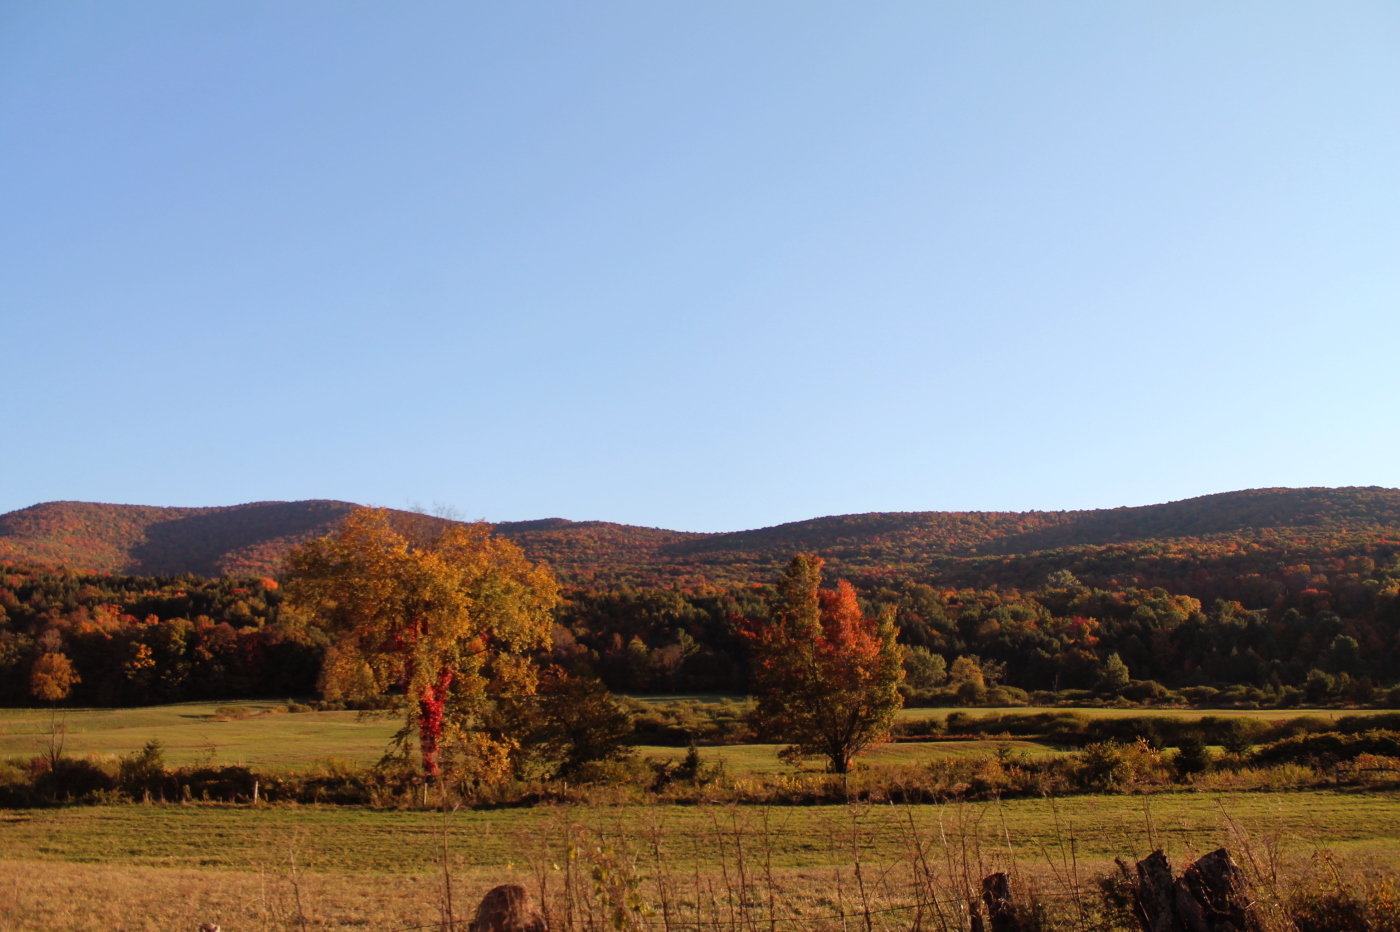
1074 739 1169 791
31 756 117 801
1174 736 1212 777
1252 729 1400 768
624 698 753 746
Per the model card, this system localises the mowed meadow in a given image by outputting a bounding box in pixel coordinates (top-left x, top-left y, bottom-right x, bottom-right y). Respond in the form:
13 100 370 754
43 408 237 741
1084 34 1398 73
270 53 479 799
0 700 1063 772
0 699 1367 772
3 700 1400 930
4 788 1399 930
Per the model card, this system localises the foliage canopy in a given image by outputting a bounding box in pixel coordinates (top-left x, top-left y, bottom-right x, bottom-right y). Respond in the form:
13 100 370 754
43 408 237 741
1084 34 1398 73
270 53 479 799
744 554 904 773
283 508 559 776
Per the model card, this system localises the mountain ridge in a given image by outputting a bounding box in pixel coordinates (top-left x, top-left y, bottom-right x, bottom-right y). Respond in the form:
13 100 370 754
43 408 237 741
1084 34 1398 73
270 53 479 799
3 487 1399 586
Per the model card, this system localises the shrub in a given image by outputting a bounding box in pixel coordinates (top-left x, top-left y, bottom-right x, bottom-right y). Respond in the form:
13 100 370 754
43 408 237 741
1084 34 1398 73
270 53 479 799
894 715 945 738
956 680 988 706
1336 712 1400 734
1119 679 1171 703
1252 729 1400 768
117 740 166 797
1174 736 1212 778
181 765 256 800
572 757 652 786
0 758 34 806
32 756 117 801
1075 739 1167 792
984 686 1029 706
1287 874 1400 932
624 697 752 746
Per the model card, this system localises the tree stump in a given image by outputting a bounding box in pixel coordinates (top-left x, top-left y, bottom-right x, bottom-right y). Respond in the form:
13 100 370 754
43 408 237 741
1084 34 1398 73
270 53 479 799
969 872 1023 932
1123 848 1252 932
469 884 547 932
1178 849 1249 932
982 872 1020 932
1134 849 1181 932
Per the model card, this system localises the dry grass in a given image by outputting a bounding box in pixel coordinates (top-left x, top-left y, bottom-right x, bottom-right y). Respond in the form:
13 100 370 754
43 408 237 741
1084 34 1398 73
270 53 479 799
0 857 488 932
3 792 1398 931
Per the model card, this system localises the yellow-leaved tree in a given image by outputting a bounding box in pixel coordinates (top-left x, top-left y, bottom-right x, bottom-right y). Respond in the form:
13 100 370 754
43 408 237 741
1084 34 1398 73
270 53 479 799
30 652 80 703
283 508 559 778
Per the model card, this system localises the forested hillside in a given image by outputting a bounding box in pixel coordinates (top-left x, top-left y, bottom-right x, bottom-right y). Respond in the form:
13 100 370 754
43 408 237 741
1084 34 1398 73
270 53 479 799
2 487 1399 709
0 500 360 577
5 487 1400 586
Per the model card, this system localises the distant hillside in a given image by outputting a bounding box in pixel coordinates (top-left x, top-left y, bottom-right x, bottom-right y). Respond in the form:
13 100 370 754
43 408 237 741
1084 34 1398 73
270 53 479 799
2 487 1399 589
0 500 364 577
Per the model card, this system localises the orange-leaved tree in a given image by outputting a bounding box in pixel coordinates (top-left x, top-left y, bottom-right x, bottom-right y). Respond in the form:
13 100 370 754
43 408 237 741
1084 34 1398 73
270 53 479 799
283 508 559 777
30 652 80 703
743 553 903 774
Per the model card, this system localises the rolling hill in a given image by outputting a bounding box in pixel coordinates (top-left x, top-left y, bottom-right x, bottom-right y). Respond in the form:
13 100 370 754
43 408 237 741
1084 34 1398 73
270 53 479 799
2 487 1399 590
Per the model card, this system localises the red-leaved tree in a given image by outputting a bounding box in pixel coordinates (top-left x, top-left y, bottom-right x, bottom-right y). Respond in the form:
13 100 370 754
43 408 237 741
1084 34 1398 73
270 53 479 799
743 553 903 774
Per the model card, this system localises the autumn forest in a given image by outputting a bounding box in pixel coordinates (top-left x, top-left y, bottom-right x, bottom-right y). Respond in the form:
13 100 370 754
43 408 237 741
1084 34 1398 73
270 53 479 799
4 486 1399 712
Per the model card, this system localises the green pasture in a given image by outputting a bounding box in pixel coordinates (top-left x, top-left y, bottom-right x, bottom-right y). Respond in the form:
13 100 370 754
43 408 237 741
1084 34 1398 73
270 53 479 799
0 701 1061 773
3 790 1397 875
0 702 400 770
0 700 1388 773
622 694 747 705
622 694 1374 724
895 706 1368 723
646 739 1059 773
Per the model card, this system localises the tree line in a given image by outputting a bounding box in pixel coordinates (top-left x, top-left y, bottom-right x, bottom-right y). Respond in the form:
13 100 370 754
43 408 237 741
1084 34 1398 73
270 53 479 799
4 527 1399 713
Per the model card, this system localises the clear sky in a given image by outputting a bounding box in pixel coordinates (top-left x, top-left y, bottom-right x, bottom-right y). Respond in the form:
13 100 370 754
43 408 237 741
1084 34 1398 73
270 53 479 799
2 2 1397 532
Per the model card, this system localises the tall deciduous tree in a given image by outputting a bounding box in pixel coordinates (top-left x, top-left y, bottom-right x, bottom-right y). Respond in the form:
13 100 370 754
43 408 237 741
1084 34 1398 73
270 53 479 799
744 554 903 774
283 508 559 777
30 652 80 703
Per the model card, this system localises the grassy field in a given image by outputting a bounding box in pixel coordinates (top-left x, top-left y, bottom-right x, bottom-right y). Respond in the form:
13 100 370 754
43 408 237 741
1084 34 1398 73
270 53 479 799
5 789 1398 871
0 702 1064 773
623 694 1381 724
1 699 1388 773
3 790 1398 930
0 701 400 770
646 739 1060 773
896 705 1372 722
3 696 1397 930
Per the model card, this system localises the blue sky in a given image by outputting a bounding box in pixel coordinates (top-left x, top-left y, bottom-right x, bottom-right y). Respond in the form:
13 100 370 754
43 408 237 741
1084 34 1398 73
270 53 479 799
3 2 1397 531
